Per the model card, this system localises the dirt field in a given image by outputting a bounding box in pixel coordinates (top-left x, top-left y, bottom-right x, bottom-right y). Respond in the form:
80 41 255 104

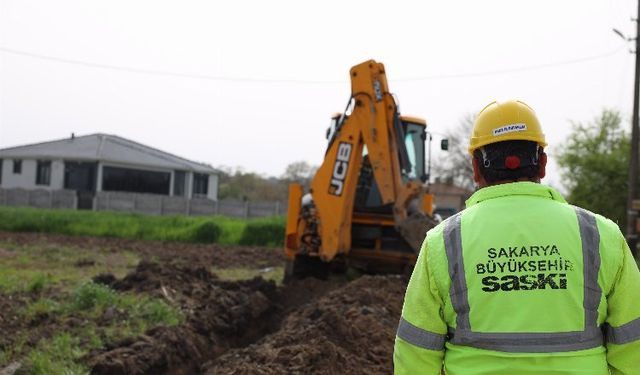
0 232 407 374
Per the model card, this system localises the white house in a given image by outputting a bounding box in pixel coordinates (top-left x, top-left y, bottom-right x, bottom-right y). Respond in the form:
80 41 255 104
0 133 218 209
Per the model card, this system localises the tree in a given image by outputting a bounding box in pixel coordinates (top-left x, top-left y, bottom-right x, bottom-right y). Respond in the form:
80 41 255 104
216 167 288 202
556 109 629 227
282 161 317 188
433 114 475 190
213 161 318 203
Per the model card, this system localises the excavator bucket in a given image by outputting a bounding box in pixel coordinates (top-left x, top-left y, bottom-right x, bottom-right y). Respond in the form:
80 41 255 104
398 214 439 252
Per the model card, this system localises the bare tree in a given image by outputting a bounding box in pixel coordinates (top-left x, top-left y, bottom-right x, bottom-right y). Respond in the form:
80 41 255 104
282 161 317 186
433 114 475 190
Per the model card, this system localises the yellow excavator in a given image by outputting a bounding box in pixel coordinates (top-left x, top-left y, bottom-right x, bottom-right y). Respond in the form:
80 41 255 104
284 60 443 280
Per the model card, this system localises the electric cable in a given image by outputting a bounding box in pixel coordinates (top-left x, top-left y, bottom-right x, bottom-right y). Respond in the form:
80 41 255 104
0 45 628 83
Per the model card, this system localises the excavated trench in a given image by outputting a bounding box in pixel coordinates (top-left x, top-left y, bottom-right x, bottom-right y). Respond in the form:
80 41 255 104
0 233 407 375
86 262 406 375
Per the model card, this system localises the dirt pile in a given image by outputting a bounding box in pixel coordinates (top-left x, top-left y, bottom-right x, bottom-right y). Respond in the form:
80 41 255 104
87 261 407 375
203 275 407 375
88 261 282 375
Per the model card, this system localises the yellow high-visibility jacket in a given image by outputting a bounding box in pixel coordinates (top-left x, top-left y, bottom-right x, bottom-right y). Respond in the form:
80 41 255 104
394 182 640 375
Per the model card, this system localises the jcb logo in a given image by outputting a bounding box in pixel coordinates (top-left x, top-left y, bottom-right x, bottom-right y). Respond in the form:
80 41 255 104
329 142 352 196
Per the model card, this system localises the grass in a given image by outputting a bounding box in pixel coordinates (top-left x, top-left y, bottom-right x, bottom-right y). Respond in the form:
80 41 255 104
71 281 116 310
9 282 183 372
0 206 285 247
0 268 52 294
0 242 139 293
65 282 183 342
18 281 183 330
21 298 60 323
27 333 88 375
239 216 287 247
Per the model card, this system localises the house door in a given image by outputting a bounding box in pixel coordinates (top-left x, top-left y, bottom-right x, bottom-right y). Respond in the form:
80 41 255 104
64 161 97 209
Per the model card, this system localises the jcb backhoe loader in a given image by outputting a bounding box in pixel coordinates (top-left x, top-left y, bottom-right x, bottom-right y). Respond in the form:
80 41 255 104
284 60 441 280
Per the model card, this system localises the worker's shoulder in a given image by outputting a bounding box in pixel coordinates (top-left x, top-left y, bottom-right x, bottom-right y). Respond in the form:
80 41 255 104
428 211 462 234
424 211 463 248
572 204 624 237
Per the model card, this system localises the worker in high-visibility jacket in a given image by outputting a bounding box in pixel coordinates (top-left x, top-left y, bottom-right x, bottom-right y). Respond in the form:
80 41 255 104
394 100 640 375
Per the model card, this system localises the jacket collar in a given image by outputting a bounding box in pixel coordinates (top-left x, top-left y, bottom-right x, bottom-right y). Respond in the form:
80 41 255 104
465 182 567 208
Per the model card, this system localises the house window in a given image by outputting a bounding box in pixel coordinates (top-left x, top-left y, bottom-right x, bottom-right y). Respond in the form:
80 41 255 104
13 159 22 174
36 160 52 185
193 173 209 196
173 171 185 197
102 166 170 195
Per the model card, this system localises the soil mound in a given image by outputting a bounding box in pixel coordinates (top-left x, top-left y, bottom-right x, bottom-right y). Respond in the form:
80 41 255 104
112 261 217 294
87 262 281 375
203 275 407 375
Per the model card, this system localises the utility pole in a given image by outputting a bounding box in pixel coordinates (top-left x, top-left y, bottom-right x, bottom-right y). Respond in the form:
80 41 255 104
625 0 640 257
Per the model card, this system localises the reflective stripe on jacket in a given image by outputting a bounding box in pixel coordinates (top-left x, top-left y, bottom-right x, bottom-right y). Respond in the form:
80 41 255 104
394 182 640 375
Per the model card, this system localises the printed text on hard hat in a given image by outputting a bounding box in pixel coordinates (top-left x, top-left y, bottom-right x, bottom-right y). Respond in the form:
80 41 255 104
492 124 527 136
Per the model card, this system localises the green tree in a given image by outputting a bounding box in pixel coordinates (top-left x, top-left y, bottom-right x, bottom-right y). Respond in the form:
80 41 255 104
556 109 629 227
216 167 288 202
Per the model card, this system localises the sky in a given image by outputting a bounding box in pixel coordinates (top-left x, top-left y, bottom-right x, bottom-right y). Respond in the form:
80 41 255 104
0 0 637 190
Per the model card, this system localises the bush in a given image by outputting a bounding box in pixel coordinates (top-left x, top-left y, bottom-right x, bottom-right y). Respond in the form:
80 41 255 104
191 221 222 243
71 282 116 311
239 219 285 247
135 299 181 326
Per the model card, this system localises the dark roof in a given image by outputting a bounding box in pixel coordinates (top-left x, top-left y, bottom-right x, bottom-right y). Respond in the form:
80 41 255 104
0 133 217 174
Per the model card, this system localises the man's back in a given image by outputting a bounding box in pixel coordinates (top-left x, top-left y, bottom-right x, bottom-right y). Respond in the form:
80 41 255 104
395 182 640 374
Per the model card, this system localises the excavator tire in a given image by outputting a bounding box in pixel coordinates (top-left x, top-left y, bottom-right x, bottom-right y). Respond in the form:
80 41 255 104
284 255 330 283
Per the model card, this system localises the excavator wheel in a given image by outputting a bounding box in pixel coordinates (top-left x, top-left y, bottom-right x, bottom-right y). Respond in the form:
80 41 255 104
284 255 330 283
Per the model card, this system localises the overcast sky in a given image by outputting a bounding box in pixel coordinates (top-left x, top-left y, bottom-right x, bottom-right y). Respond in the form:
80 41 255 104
0 0 636 190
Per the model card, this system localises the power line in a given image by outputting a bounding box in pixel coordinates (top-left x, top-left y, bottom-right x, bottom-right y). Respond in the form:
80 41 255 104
0 46 315 83
394 46 627 81
0 45 628 83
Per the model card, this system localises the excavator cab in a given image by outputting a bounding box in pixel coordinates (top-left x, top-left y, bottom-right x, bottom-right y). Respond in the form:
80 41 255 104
284 60 440 280
401 117 428 183
353 116 430 213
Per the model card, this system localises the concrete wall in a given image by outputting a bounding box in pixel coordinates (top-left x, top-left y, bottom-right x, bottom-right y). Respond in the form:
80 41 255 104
0 158 64 190
0 187 275 219
95 192 223 216
0 188 76 208
93 192 285 218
